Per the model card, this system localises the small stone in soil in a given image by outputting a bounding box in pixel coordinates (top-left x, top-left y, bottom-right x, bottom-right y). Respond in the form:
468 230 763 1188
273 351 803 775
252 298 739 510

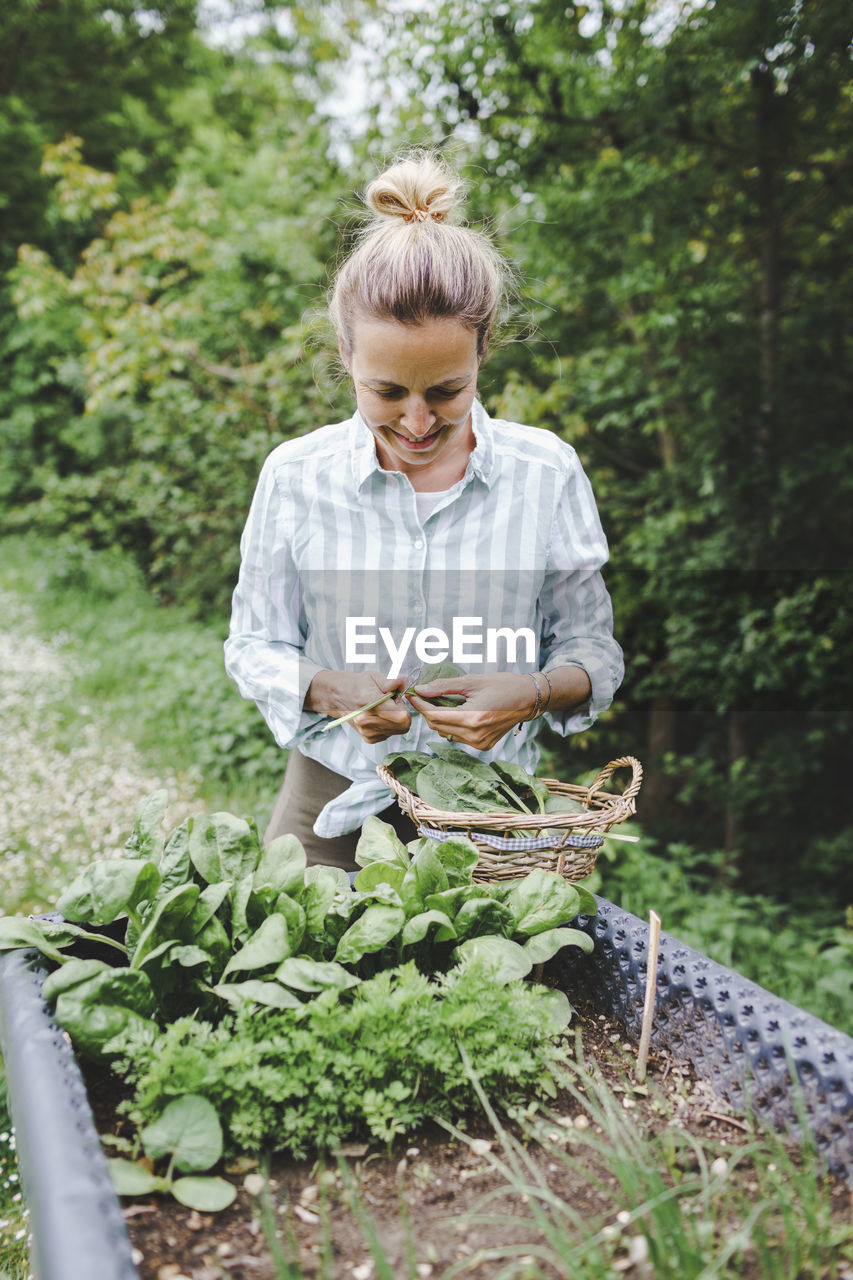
243 1172 265 1198
293 1204 321 1225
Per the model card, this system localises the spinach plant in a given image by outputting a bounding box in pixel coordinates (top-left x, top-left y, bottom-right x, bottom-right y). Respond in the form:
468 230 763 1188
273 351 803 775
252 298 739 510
0 788 597 1189
106 1094 236 1211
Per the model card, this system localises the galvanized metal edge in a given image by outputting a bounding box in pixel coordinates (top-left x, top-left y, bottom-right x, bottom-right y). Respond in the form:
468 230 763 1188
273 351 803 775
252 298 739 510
0 948 138 1280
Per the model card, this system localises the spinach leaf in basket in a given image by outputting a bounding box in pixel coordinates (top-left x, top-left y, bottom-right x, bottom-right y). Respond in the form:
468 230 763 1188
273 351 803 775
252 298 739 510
415 760 515 814
381 750 434 793
382 748 552 817
492 760 550 813
543 792 587 815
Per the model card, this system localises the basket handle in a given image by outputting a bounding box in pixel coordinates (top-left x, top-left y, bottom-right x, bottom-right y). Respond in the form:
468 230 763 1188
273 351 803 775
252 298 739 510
586 756 643 804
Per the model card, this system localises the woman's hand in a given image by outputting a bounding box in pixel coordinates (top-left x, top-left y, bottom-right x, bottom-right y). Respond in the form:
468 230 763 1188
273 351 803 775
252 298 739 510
305 670 411 743
407 666 592 752
406 673 538 751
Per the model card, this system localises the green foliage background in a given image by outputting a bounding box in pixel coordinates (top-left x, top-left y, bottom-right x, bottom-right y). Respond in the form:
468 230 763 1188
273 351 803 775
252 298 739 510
1 0 851 922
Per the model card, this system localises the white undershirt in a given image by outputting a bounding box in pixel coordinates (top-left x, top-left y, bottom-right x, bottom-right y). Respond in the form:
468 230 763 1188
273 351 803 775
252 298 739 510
414 488 452 523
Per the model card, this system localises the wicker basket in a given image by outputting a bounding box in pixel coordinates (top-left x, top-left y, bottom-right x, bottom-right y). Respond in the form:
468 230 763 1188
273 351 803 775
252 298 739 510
376 755 643 882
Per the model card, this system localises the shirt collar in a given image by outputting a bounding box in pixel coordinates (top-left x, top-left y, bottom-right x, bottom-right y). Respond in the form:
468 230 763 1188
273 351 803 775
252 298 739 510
351 398 496 494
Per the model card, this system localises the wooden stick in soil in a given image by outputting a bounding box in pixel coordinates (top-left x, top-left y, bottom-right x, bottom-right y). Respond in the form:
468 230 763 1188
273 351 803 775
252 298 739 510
635 909 662 1083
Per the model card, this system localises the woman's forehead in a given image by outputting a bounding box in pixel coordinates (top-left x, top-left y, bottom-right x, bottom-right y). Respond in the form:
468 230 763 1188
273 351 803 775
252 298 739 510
350 316 479 379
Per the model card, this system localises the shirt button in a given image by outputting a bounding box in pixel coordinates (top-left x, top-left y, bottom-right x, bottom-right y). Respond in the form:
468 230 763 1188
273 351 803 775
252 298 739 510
413 539 424 550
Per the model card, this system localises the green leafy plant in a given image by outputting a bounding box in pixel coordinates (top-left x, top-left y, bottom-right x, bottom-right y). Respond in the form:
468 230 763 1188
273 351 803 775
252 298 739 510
106 1095 236 1211
383 743 585 818
0 791 595 1193
112 960 575 1157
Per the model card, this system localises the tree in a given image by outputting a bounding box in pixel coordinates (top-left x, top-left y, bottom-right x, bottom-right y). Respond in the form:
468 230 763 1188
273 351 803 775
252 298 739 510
0 0 201 276
1 26 350 614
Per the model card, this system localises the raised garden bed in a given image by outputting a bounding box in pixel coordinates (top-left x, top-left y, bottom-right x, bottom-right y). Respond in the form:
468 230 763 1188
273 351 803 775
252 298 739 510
2 895 852 1280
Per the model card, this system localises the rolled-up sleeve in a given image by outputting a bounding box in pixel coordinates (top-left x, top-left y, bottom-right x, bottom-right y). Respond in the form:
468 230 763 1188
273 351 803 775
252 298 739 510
223 457 324 747
538 452 624 734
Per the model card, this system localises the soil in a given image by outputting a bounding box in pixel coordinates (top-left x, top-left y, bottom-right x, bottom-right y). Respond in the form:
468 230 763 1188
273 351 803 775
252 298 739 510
83 1001 853 1280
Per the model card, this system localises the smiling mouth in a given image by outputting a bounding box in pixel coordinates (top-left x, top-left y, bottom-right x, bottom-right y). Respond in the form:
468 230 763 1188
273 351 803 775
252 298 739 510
392 426 443 449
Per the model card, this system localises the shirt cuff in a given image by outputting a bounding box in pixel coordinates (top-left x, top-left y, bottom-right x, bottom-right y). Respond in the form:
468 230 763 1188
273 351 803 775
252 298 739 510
542 652 617 735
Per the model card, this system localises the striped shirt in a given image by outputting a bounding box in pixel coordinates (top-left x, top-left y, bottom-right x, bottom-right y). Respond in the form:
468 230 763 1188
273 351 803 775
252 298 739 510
224 399 623 838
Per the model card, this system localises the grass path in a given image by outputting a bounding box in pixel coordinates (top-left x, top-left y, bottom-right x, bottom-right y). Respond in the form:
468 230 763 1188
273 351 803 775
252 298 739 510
0 584 206 1279
0 588 203 919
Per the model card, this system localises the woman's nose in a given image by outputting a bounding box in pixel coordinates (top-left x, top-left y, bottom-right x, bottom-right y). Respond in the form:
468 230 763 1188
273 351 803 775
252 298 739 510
400 397 436 437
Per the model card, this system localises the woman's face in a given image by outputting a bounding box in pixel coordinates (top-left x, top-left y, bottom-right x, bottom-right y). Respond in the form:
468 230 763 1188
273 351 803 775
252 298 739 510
342 316 480 486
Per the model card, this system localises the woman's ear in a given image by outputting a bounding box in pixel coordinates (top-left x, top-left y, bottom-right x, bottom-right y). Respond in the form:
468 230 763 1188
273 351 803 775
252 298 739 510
337 334 352 373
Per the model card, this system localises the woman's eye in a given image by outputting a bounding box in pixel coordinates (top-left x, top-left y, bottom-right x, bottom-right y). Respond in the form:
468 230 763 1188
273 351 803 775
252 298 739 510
371 384 464 402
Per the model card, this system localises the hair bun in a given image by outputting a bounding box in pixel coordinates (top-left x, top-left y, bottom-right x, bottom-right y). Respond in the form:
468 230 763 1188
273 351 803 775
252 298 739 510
364 152 462 225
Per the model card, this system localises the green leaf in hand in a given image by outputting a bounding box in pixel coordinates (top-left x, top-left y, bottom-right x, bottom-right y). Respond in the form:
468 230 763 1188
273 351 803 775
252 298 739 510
410 661 467 707
324 661 467 733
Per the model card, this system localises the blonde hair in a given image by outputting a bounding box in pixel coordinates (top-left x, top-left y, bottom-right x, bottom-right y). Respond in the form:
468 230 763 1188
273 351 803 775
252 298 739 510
329 152 511 358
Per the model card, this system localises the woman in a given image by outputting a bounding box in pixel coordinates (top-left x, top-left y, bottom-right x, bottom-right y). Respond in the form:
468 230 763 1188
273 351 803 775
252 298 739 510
224 152 623 870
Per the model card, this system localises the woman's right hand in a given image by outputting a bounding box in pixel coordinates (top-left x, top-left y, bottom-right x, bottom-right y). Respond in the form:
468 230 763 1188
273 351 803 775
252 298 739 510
304 670 412 743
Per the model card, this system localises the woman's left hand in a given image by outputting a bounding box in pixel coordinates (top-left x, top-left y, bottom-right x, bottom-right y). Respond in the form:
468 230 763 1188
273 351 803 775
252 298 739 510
406 673 539 752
